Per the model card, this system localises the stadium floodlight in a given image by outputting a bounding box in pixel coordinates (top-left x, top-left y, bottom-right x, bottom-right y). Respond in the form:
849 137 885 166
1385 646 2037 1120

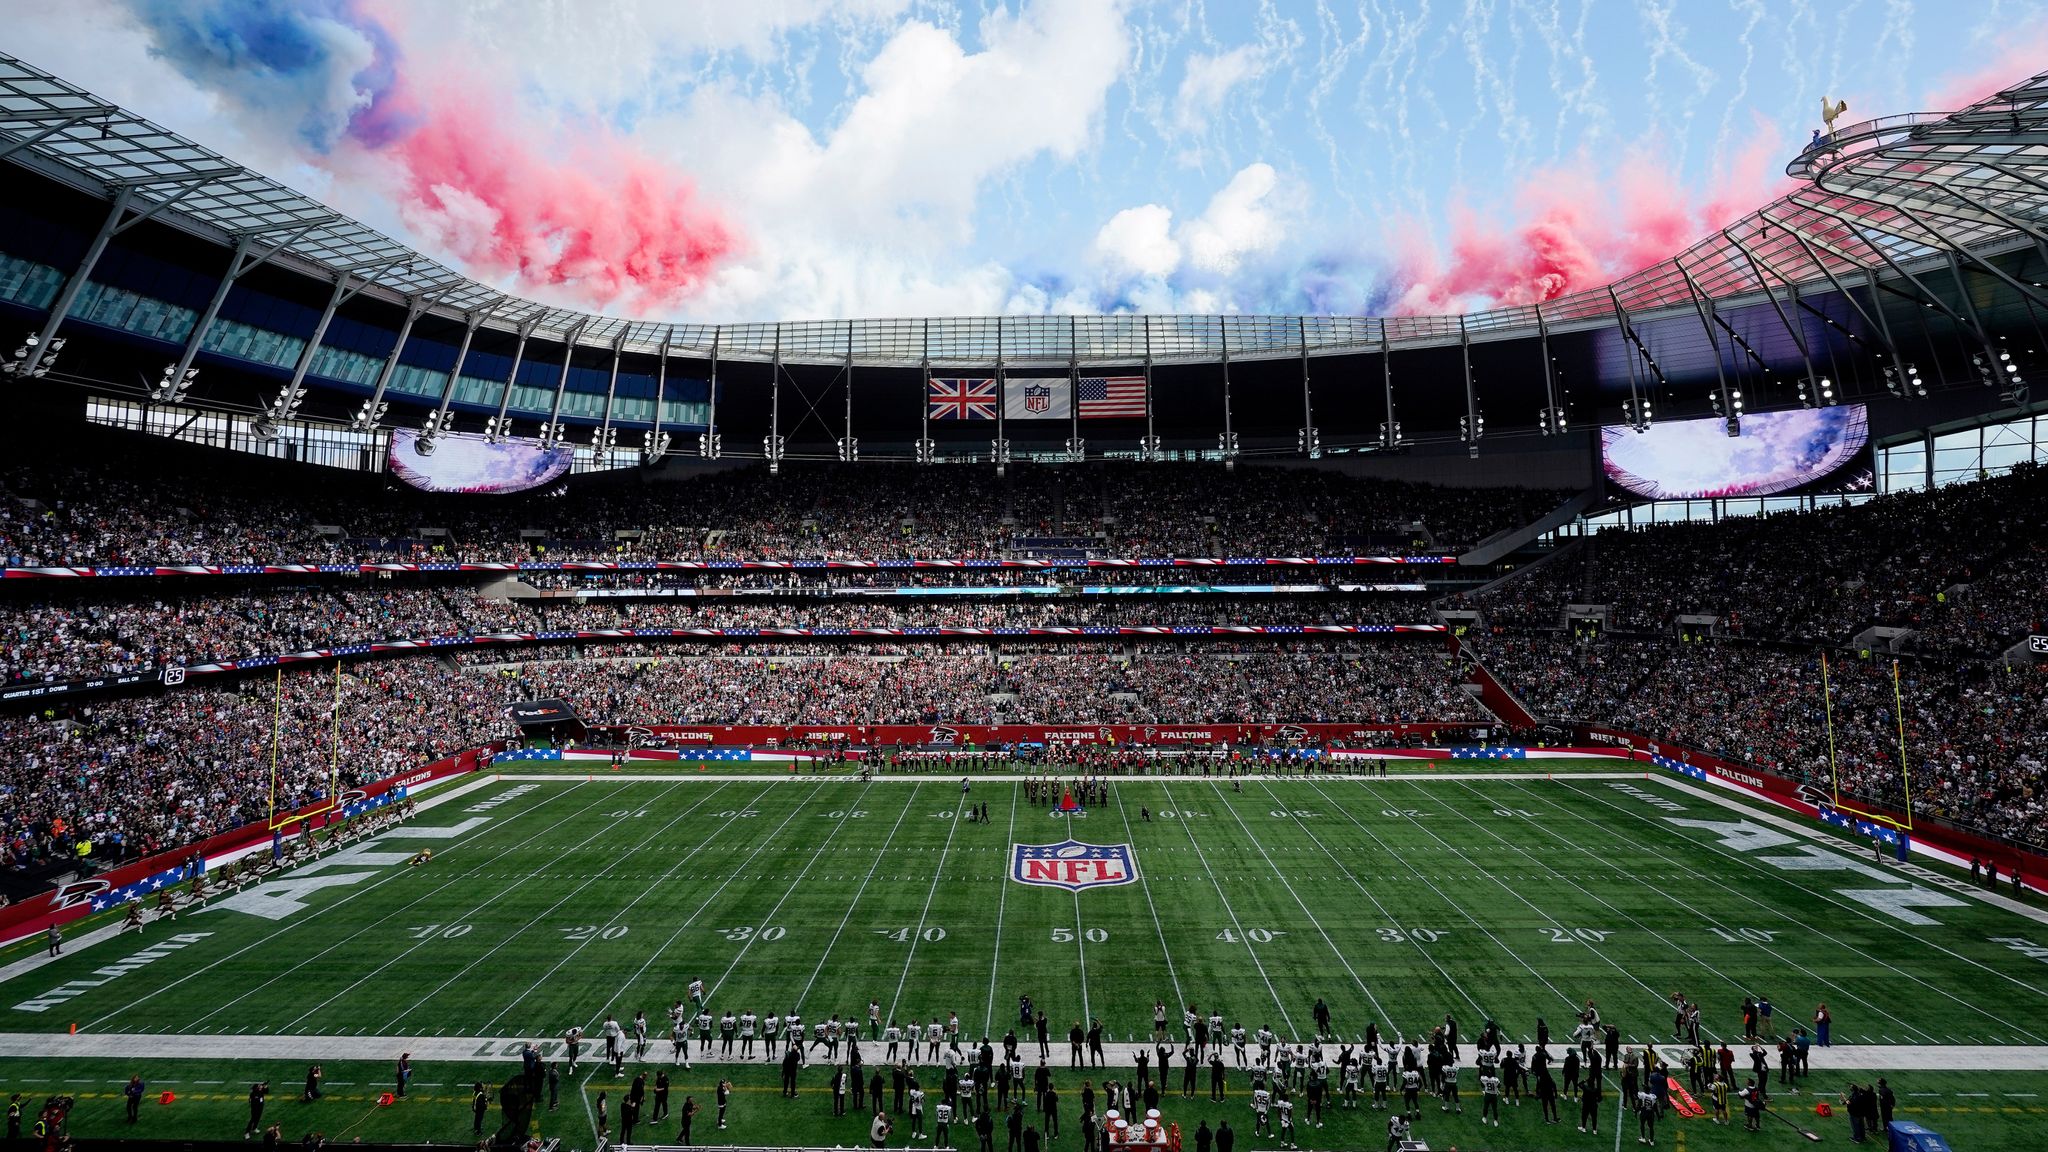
253 385 304 441
836 435 858 463
1137 434 1161 462
150 363 198 404
414 409 453 456
1065 436 1087 463
1458 412 1485 442
1537 406 1568 435
1620 396 1652 432
764 432 786 475
1 332 62 379
536 421 567 450
482 414 512 444
590 425 618 463
697 431 722 459
350 398 388 431
1299 426 1322 457
642 430 671 465
1374 422 1399 452
990 437 1011 476
913 436 936 465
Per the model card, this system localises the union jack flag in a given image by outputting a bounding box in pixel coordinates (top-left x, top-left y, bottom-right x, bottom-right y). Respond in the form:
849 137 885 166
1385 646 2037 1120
929 378 998 420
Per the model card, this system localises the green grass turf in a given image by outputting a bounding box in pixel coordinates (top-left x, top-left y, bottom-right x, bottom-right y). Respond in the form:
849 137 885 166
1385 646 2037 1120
0 765 2042 1149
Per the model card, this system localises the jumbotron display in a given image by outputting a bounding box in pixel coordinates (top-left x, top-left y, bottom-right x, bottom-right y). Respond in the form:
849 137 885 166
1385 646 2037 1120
1601 404 1872 499
388 428 575 494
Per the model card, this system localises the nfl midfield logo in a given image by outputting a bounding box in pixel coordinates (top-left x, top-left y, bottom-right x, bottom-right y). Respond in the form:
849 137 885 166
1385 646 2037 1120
1011 840 1137 891
1023 383 1052 414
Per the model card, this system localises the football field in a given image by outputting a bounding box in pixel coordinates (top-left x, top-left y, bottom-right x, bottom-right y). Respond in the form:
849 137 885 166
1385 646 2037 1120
2 764 2045 1149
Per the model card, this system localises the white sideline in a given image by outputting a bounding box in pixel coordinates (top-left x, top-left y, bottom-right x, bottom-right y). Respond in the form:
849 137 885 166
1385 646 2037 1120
0 1032 2042 1072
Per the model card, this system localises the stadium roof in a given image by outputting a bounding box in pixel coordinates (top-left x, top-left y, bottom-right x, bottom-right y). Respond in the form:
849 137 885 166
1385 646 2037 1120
4 52 2047 368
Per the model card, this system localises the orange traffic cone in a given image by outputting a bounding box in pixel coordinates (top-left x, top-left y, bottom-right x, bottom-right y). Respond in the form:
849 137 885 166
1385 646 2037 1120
158 1090 176 1105
68 1023 76 1035
377 1092 396 1106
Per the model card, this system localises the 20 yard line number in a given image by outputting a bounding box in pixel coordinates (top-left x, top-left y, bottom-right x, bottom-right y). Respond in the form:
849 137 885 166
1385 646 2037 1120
1541 927 1612 943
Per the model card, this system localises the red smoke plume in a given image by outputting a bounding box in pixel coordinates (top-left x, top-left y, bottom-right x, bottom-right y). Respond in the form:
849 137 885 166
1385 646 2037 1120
1390 124 1792 315
381 85 738 312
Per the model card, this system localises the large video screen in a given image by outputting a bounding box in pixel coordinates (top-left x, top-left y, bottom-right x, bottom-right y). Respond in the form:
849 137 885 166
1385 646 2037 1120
388 429 574 494
1601 404 1872 500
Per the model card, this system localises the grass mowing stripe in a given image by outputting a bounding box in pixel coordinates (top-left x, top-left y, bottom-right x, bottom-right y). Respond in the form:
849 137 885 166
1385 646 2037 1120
1212 780 1391 1032
282 781 693 1033
984 782 1019 1036
1376 782 1676 1017
707 780 881 1005
1246 778 1479 1024
82 780 601 1033
795 781 927 1015
1155 780 1297 1038
1484 778 1932 1042
1561 778 2048 1041
886 783 966 1023
442 780 739 1035
1111 782 1184 1015
585 781 827 1027
1307 779 1580 1023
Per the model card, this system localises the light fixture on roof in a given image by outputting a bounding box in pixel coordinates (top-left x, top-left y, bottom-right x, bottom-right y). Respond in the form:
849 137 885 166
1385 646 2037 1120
1537 406 1568 435
349 398 388 432
150 362 197 404
1620 395 1652 432
642 429 671 465
1 333 62 379
415 409 453 456
482 414 512 444
537 421 567 451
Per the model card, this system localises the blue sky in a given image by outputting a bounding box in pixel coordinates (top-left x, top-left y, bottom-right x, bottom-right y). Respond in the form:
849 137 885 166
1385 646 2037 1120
7 0 2045 321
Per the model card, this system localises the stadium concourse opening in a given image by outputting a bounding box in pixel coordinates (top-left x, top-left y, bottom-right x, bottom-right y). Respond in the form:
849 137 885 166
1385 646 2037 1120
1 40 2048 1152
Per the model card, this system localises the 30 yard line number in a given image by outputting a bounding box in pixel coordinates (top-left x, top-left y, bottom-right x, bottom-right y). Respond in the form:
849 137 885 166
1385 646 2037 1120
720 926 787 941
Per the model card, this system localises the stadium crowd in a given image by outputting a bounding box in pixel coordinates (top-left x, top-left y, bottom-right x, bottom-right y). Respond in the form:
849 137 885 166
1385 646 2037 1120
1 641 1476 870
1461 462 2047 655
0 585 1435 685
1474 633 2048 849
0 460 1566 566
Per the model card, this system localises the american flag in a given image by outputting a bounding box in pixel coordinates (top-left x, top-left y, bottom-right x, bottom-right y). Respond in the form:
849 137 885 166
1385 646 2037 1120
1078 376 1147 419
928 378 998 420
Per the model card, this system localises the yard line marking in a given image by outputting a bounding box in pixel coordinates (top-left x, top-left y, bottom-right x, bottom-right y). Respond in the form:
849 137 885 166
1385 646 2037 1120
1309 780 1580 1018
592 780 833 1025
1562 780 2048 1042
88 781 604 1032
984 783 1020 1036
707 780 883 1006
1222 781 1396 1030
1110 782 1183 1015
284 781 693 1034
887 787 967 1023
1476 780 1926 1041
1156 781 1296 1038
1412 781 1744 1025
794 782 927 1013
1247 779 1473 1024
404 780 739 1034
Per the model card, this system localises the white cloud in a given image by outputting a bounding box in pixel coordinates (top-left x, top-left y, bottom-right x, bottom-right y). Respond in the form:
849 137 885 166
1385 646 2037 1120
631 0 1133 318
1181 162 1290 275
1174 44 1265 133
1092 204 1182 279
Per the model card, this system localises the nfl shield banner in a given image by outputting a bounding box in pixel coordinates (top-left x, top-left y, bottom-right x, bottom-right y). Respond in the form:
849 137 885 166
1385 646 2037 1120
1002 377 1073 420
1010 840 1137 890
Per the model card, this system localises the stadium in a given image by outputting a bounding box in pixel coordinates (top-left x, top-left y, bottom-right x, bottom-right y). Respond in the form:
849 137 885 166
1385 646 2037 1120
0 7 2043 1151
